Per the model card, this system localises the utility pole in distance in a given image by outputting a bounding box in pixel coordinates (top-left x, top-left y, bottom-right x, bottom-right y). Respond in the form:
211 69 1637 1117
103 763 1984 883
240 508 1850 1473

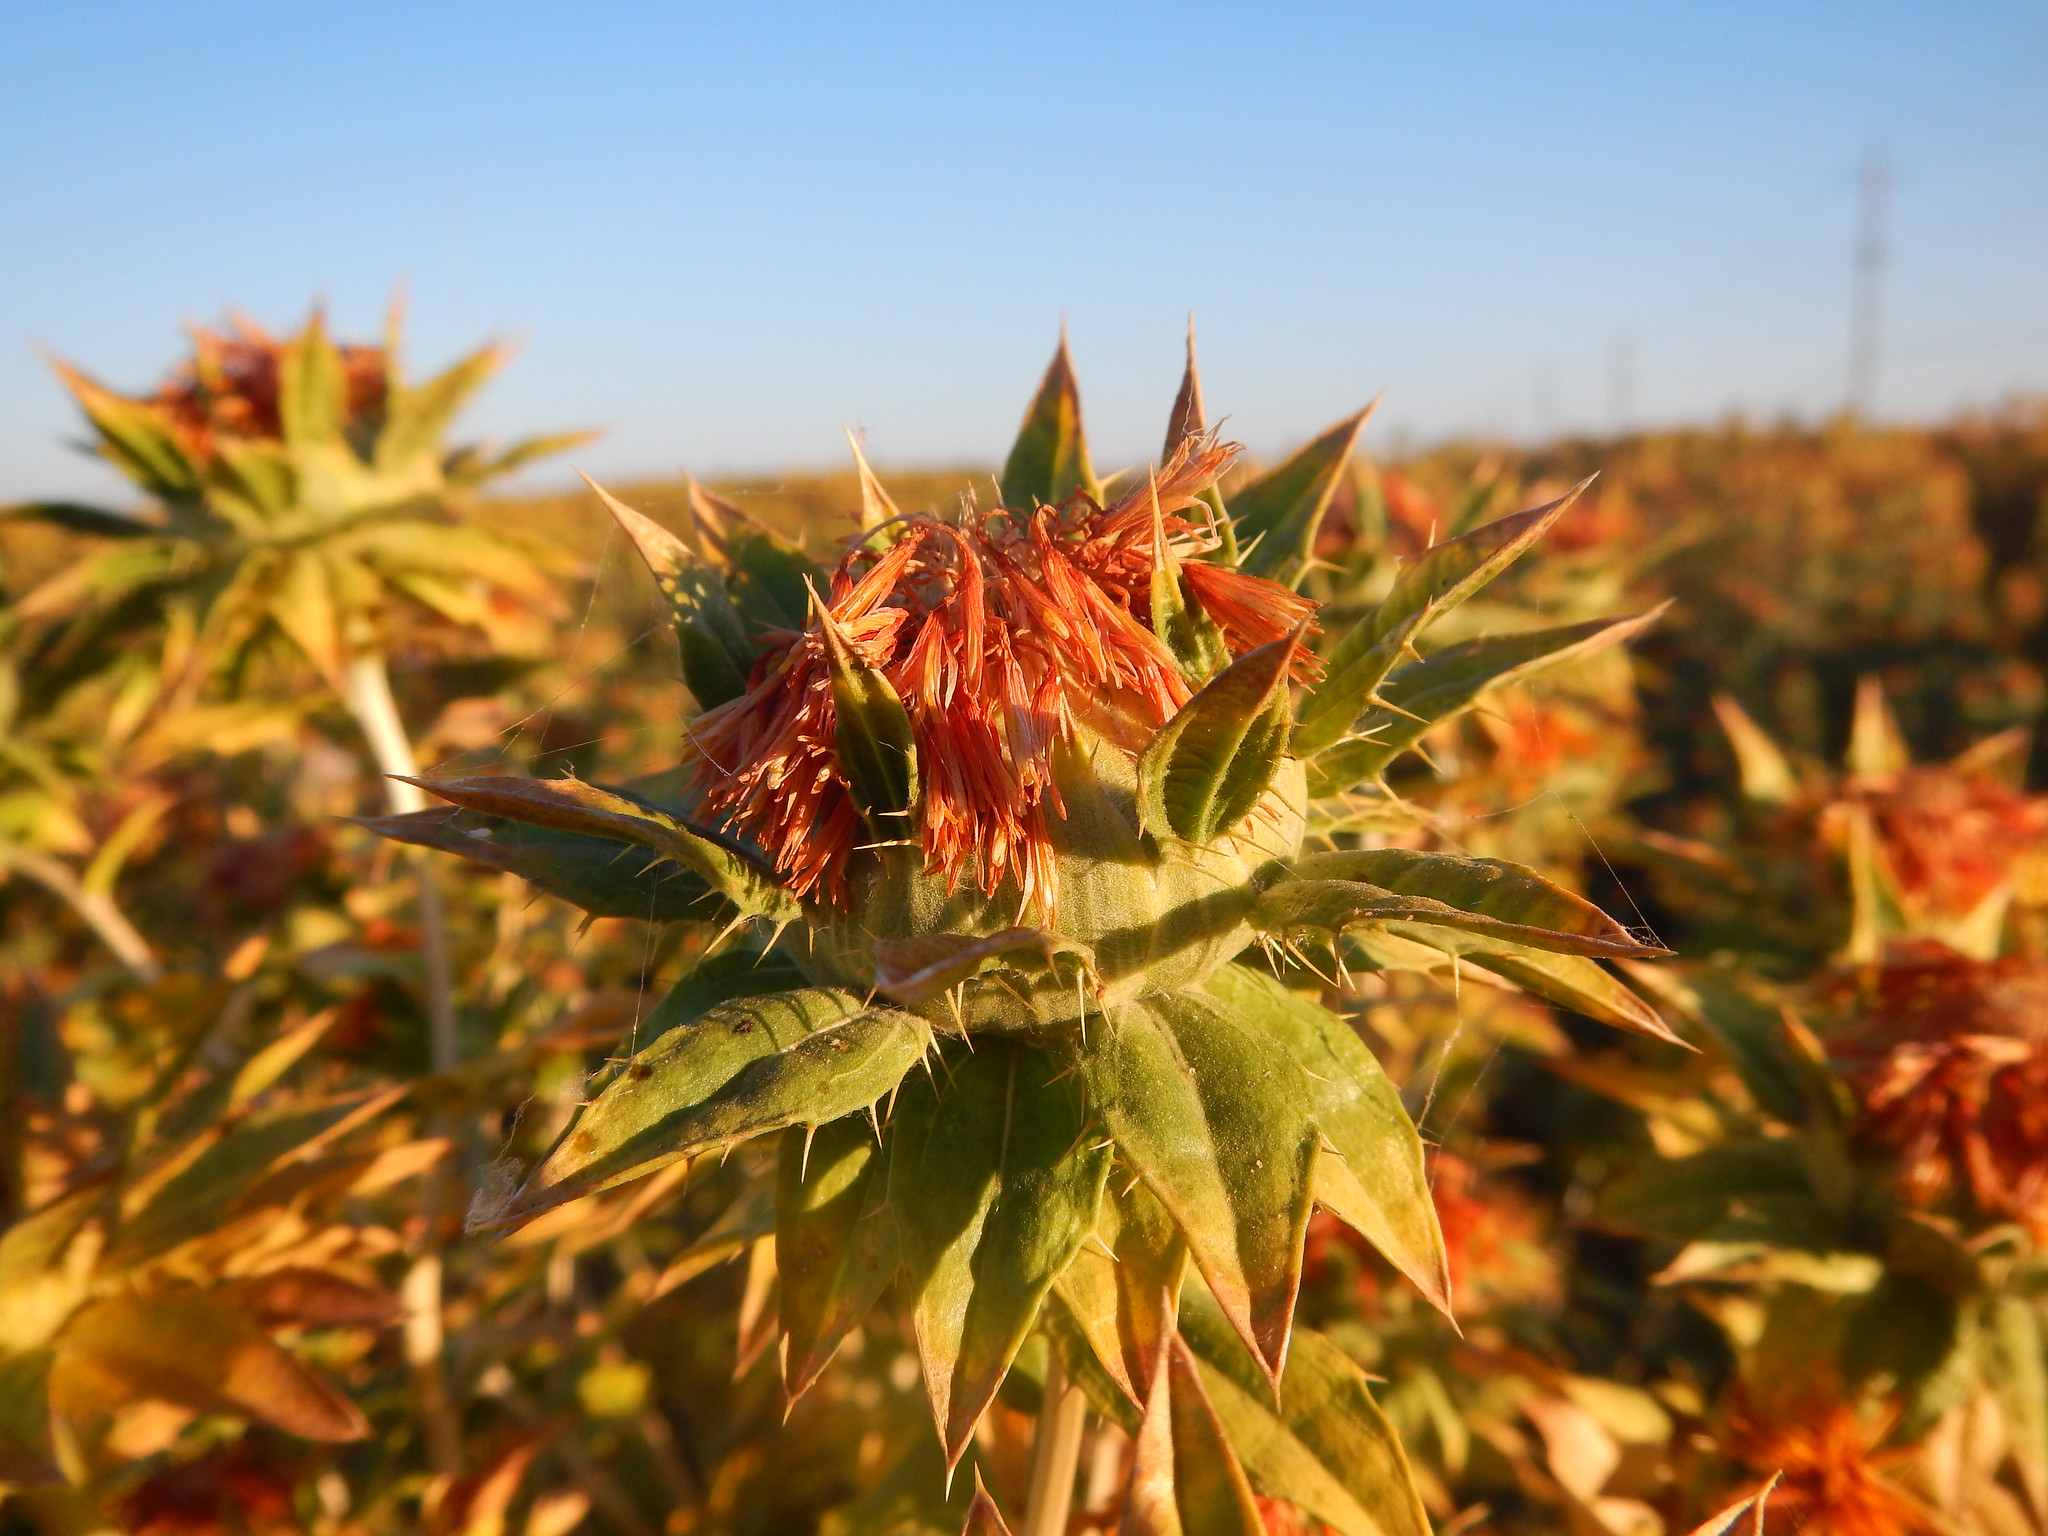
1847 150 1890 418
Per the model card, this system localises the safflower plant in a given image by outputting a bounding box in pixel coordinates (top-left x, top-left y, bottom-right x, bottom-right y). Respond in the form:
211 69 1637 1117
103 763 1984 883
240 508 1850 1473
374 337 1671 1532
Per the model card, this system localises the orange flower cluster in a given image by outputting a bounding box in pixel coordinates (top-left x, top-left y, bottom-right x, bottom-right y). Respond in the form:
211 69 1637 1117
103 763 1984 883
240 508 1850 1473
1829 939 2048 1233
1840 766 2048 922
684 438 1318 916
1725 1392 1932 1536
149 318 390 462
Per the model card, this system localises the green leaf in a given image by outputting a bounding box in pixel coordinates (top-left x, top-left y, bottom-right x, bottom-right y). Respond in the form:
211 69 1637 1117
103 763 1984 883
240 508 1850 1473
1291 614 1423 760
688 479 823 634
1232 406 1373 587
645 946 815 1033
48 359 200 500
1712 694 1799 805
0 1349 56 1485
1138 632 1303 844
1 501 159 539
1180 1294 1432 1536
818 597 919 840
961 1473 1015 1536
1618 963 1817 1122
376 342 504 474
49 1285 367 1442
461 429 598 485
1595 1141 1812 1243
354 806 722 922
1456 944 1676 1042
1000 335 1100 511
1271 848 1668 961
1306 607 1665 793
507 989 927 1221
1202 965 1449 1314
115 1089 398 1265
585 476 754 708
1361 483 1588 653
403 773 800 919
1054 1175 1189 1405
278 315 349 452
890 1039 1110 1467
1993 1297 2048 1527
1077 992 1317 1387
1123 1332 1266 1536
0 1182 108 1353
778 1116 899 1401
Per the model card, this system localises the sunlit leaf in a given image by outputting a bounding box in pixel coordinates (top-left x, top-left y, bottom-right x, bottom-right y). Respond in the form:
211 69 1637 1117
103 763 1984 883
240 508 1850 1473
1122 1331 1265 1536
891 1039 1110 1466
1077 993 1316 1387
1203 965 1449 1314
507 990 926 1221
402 773 799 919
1180 1294 1432 1536
778 1116 898 1401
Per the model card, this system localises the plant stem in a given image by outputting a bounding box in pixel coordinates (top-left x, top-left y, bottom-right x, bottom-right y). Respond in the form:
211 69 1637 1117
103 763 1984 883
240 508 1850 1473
342 649 464 1476
1021 1351 1089 1536
342 652 456 1072
8 848 162 983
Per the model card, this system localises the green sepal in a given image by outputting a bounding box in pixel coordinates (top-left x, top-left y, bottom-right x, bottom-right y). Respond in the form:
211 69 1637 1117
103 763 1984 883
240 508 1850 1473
776 1115 899 1402
1255 879 1660 965
1160 325 1238 567
1231 406 1372 587
889 1038 1110 1468
1123 1329 1266 1536
402 772 800 919
585 476 753 708
1280 848 1668 960
1305 606 1665 793
870 928 1077 1009
1180 1293 1434 1536
501 989 929 1222
1000 335 1100 511
816 595 919 841
1203 965 1450 1314
1139 631 1302 844
688 479 824 634
1148 481 1231 680
1077 993 1317 1388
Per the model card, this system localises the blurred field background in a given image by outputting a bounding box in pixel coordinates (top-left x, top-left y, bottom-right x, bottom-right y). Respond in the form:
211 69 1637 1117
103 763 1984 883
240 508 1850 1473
6 3 2048 1533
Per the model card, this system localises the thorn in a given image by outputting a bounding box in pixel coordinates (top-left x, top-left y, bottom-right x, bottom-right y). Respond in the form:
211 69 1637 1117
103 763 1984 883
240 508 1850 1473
800 1123 817 1180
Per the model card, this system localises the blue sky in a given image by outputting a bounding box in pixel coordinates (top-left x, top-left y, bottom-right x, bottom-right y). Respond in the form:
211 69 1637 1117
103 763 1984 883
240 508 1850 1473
3 2 2044 501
